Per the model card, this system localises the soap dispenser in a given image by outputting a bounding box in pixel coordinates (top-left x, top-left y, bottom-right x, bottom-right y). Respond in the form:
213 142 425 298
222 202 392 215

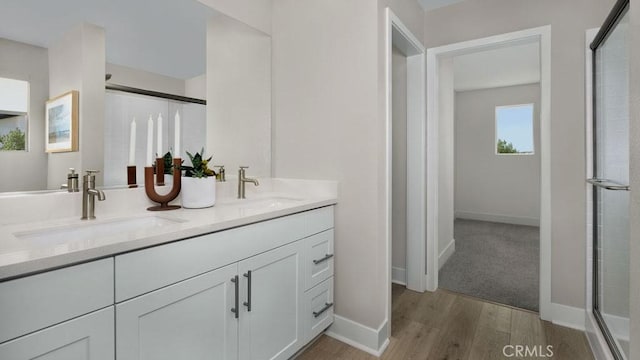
66 168 79 192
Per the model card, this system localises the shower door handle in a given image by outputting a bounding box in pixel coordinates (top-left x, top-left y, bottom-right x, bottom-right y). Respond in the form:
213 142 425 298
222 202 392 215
586 178 630 191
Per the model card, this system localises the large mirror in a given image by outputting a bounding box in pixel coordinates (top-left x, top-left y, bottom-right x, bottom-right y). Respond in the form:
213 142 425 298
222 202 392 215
0 0 272 194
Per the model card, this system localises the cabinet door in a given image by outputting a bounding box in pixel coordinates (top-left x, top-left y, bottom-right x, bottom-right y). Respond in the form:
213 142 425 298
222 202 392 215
0 307 114 360
238 241 304 360
116 263 238 360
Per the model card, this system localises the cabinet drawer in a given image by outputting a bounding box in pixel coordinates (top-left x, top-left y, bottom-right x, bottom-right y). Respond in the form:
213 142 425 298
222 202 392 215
115 212 307 302
304 277 334 343
0 307 114 360
303 230 334 290
0 258 114 343
306 206 334 236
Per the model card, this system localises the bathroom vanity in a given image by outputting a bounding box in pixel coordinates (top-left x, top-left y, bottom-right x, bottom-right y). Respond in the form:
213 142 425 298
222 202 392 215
0 179 336 360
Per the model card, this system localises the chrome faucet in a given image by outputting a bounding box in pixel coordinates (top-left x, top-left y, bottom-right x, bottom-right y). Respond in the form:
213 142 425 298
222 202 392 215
60 168 79 192
238 166 259 199
82 170 106 220
214 165 226 182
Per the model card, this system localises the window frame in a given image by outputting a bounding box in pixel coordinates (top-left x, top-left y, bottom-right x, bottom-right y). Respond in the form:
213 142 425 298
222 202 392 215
0 77 30 152
494 103 535 156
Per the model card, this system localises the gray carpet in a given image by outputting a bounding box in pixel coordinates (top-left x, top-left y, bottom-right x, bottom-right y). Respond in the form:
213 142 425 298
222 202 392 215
439 219 540 312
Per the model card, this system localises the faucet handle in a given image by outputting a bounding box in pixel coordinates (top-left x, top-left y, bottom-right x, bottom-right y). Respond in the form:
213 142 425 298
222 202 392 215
84 170 100 180
239 166 249 169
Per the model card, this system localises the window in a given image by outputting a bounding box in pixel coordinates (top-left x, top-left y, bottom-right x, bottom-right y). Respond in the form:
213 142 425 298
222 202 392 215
0 77 29 151
495 104 534 155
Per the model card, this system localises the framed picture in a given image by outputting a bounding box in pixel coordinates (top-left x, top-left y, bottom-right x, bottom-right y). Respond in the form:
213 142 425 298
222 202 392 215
45 90 78 152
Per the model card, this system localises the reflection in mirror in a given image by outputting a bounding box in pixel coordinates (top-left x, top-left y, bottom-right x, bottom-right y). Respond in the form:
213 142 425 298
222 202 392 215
1 0 274 196
0 0 213 193
0 77 28 151
104 91 206 187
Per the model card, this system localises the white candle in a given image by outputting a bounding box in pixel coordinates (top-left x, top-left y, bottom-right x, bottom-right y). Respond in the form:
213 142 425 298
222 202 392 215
146 115 153 166
157 113 163 157
174 110 181 158
128 118 136 166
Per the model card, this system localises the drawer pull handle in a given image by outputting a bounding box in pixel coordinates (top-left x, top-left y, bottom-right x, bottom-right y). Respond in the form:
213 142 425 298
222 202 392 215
313 254 334 265
231 275 239 319
243 271 252 312
313 302 334 318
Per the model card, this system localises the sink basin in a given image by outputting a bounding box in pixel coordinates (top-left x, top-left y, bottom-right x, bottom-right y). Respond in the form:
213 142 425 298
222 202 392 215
239 197 302 208
14 216 184 246
233 197 303 215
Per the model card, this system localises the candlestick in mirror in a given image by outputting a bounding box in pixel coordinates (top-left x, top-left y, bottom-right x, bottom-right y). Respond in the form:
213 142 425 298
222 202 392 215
127 165 138 188
156 157 165 186
145 158 181 211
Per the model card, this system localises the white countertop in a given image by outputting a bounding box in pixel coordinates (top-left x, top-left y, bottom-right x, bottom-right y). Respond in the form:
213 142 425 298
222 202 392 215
0 178 337 281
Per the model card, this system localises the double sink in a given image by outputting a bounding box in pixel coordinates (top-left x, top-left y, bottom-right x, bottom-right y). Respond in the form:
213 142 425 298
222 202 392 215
13 196 302 247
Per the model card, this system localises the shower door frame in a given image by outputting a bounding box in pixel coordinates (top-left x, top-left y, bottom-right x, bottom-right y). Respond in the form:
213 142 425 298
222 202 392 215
588 0 630 358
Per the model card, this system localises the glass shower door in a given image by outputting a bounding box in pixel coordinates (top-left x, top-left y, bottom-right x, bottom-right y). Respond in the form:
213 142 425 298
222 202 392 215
590 4 630 359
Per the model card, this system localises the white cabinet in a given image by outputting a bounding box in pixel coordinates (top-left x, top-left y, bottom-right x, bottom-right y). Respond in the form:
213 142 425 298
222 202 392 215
2 206 335 360
301 230 335 343
238 241 304 360
0 307 114 360
304 277 334 343
303 230 334 290
116 263 239 360
0 258 114 343
114 206 334 360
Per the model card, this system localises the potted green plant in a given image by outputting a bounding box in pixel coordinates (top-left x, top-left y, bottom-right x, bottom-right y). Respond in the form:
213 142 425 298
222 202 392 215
180 148 217 208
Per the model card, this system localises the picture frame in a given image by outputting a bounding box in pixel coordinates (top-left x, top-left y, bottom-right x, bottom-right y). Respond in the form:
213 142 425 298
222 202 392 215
45 90 78 152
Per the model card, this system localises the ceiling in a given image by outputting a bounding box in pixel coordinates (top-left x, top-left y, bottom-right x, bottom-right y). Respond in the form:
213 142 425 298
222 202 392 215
417 0 465 11
0 0 215 80
453 42 540 92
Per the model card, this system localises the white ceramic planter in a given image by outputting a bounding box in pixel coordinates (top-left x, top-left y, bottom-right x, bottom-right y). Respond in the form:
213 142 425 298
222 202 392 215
181 176 216 208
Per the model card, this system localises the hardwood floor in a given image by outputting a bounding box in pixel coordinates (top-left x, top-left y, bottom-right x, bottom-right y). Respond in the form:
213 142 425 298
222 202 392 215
298 284 594 360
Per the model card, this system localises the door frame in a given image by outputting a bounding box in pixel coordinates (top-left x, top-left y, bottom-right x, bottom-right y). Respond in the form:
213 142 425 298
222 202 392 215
425 25 552 320
384 6 427 325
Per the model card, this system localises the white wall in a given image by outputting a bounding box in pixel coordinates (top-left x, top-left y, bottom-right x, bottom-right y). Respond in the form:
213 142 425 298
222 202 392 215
0 77 29 113
272 0 381 332
424 0 614 310
454 83 541 226
48 23 105 189
0 39 48 192
106 63 186 96
197 0 272 35
185 74 206 99
391 46 407 273
206 14 271 178
273 0 424 351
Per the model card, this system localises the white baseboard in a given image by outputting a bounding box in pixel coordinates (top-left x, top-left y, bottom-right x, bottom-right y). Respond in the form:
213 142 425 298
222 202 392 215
325 315 389 357
425 273 436 292
391 267 406 285
438 238 455 269
551 303 585 331
455 211 540 227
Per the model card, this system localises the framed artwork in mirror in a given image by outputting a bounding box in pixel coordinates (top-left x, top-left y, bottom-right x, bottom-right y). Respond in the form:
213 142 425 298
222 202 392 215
45 90 78 152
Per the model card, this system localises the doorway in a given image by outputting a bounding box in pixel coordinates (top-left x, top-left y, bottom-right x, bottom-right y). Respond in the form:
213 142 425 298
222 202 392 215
426 26 552 320
384 8 426 333
437 43 542 312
